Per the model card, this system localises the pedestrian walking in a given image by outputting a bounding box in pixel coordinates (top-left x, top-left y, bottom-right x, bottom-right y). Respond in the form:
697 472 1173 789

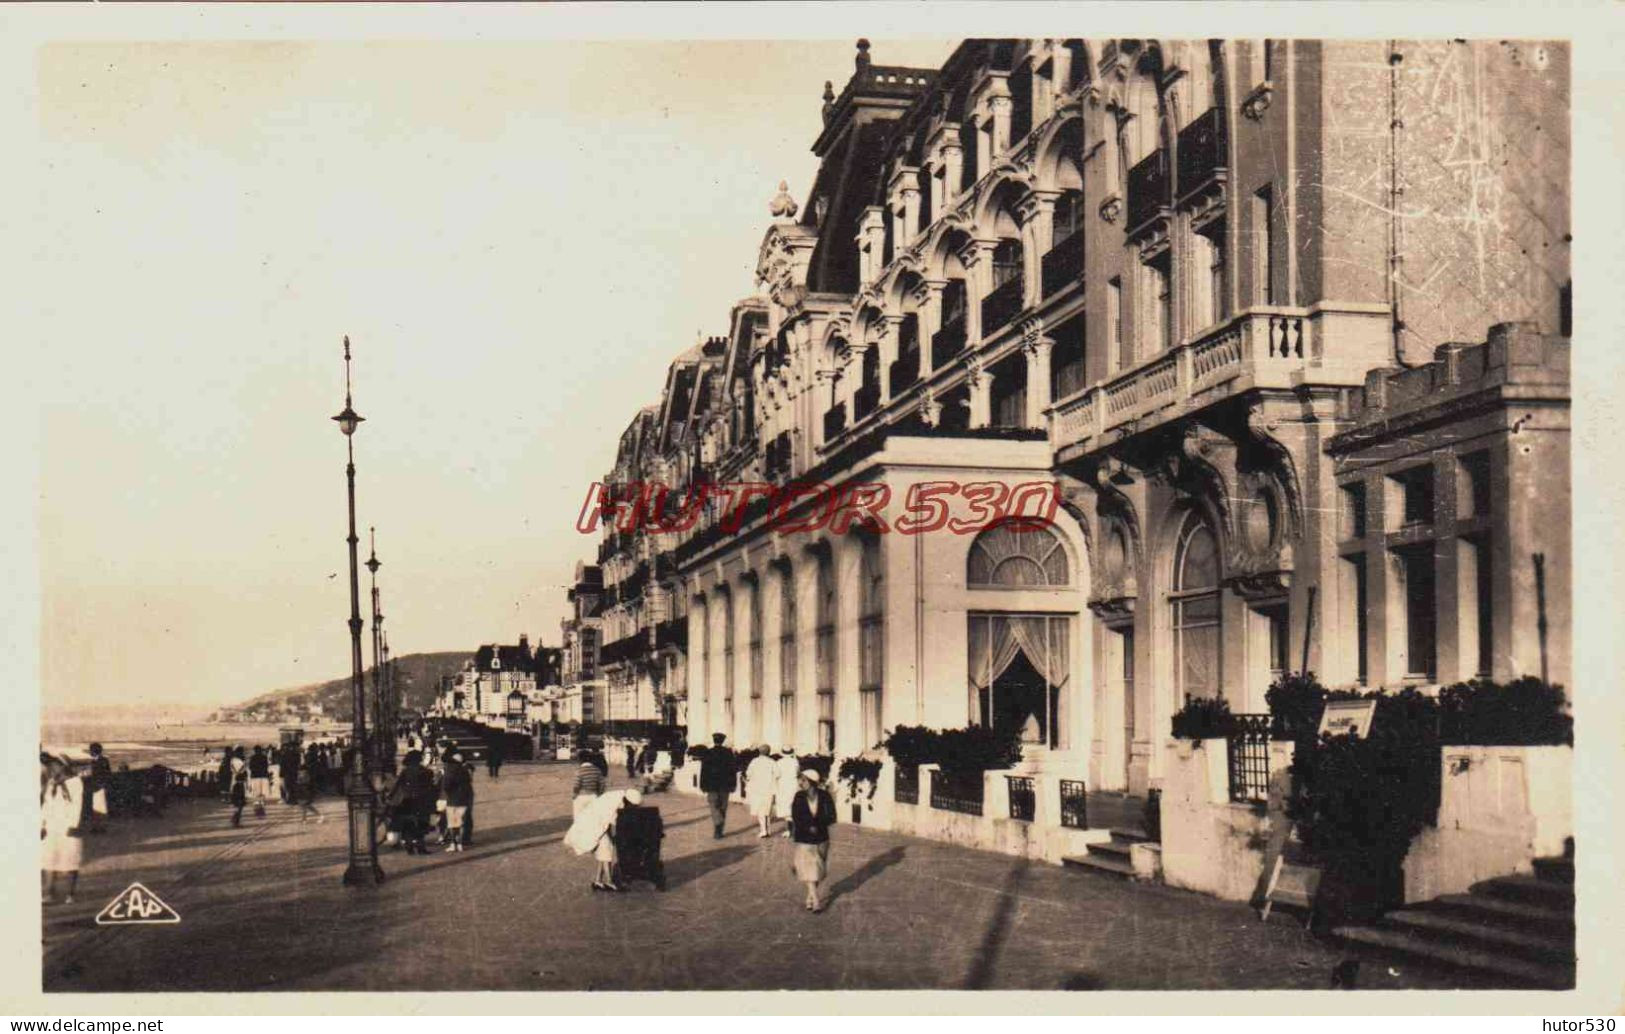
565 787 643 892
439 751 474 852
84 743 112 833
229 750 248 827
279 743 301 804
789 769 836 913
486 736 504 780
216 750 234 801
745 744 778 838
296 759 322 822
698 733 737 839
774 745 800 838
571 752 607 821
624 745 636 779
247 746 271 818
41 756 85 905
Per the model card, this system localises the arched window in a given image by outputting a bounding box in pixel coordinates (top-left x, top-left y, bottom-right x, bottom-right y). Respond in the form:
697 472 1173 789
1170 512 1222 701
719 586 735 735
778 561 797 741
748 577 764 745
814 549 837 752
967 522 1070 587
858 537 885 748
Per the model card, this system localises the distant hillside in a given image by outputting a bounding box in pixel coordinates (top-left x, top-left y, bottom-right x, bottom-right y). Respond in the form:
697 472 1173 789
238 651 471 719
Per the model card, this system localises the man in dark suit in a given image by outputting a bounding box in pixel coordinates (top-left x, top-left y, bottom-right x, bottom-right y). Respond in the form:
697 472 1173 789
698 733 737 839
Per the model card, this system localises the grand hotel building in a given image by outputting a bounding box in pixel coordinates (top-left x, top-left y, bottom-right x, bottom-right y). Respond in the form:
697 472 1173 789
575 38 1569 819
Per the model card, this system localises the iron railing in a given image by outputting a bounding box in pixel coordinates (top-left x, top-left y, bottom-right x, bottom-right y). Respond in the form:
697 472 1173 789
1059 779 1088 829
853 380 881 423
889 348 920 396
1126 150 1170 231
932 315 966 368
823 400 848 441
1176 106 1226 199
894 764 919 805
1227 713 1272 803
1006 775 1036 822
929 768 985 816
1040 230 1085 299
980 276 1025 336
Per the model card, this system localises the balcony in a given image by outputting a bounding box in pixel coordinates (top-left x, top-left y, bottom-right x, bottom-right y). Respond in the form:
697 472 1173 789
932 315 966 368
981 276 1025 336
1040 230 1085 299
888 348 920 397
1049 307 1328 454
853 380 881 424
1176 107 1226 201
823 400 848 441
1126 150 1170 233
654 618 688 652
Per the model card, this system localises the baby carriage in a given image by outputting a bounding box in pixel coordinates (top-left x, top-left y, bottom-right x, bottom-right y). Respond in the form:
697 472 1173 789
612 804 666 890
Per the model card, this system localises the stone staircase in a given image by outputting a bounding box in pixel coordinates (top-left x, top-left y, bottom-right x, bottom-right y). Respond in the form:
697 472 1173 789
1062 827 1151 878
1060 792 1155 879
1332 848 1575 989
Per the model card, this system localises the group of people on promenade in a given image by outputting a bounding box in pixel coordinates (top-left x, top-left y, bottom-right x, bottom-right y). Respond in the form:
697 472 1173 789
379 747 476 854
39 744 115 905
218 741 338 826
567 733 837 912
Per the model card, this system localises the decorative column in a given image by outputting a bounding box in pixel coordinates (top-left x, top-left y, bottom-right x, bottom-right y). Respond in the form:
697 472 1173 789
966 353 992 429
876 316 903 406
960 239 997 346
901 185 922 245
857 207 886 285
918 389 943 428
989 95 1014 159
848 340 872 419
1021 321 1055 429
815 368 840 446
1018 190 1061 308
917 280 946 378
942 140 965 207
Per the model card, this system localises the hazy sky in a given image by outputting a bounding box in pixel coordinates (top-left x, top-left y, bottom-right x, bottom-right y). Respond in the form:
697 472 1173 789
35 38 956 713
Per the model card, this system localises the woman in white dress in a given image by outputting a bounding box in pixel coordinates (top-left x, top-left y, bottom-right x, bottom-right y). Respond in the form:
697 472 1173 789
41 756 85 905
744 745 778 838
773 747 800 838
564 787 642 892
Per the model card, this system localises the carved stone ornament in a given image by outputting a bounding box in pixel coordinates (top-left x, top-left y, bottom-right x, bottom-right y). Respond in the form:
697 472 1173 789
964 351 987 385
769 180 799 221
1241 82 1274 122
1099 194 1123 224
918 390 943 427
1019 316 1046 347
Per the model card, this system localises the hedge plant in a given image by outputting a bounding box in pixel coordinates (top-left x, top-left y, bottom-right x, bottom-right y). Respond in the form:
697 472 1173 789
1169 694 1234 739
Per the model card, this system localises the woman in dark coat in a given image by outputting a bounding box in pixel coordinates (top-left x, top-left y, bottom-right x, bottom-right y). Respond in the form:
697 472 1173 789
789 769 836 913
388 750 437 854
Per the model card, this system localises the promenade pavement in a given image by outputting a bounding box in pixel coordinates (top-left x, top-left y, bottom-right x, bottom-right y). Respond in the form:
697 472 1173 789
44 761 1453 992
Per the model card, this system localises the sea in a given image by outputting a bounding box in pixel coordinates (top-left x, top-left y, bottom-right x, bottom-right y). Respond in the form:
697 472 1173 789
40 717 344 775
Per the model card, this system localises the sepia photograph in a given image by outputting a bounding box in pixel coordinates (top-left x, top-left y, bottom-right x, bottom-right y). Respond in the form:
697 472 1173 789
14 4 1613 1013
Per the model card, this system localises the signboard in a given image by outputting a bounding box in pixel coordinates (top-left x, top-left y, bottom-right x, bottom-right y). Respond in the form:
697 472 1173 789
1318 698 1377 738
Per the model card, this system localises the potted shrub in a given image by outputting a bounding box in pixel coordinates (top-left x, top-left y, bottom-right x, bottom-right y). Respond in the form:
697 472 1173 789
837 757 884 823
1169 694 1233 745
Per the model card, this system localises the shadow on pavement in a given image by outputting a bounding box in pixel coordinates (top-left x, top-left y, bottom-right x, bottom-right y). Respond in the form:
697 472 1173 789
660 843 756 891
961 862 1026 989
827 845 906 905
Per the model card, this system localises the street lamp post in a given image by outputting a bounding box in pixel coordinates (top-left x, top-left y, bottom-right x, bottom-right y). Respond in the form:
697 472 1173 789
382 628 396 766
333 335 384 886
366 529 384 770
